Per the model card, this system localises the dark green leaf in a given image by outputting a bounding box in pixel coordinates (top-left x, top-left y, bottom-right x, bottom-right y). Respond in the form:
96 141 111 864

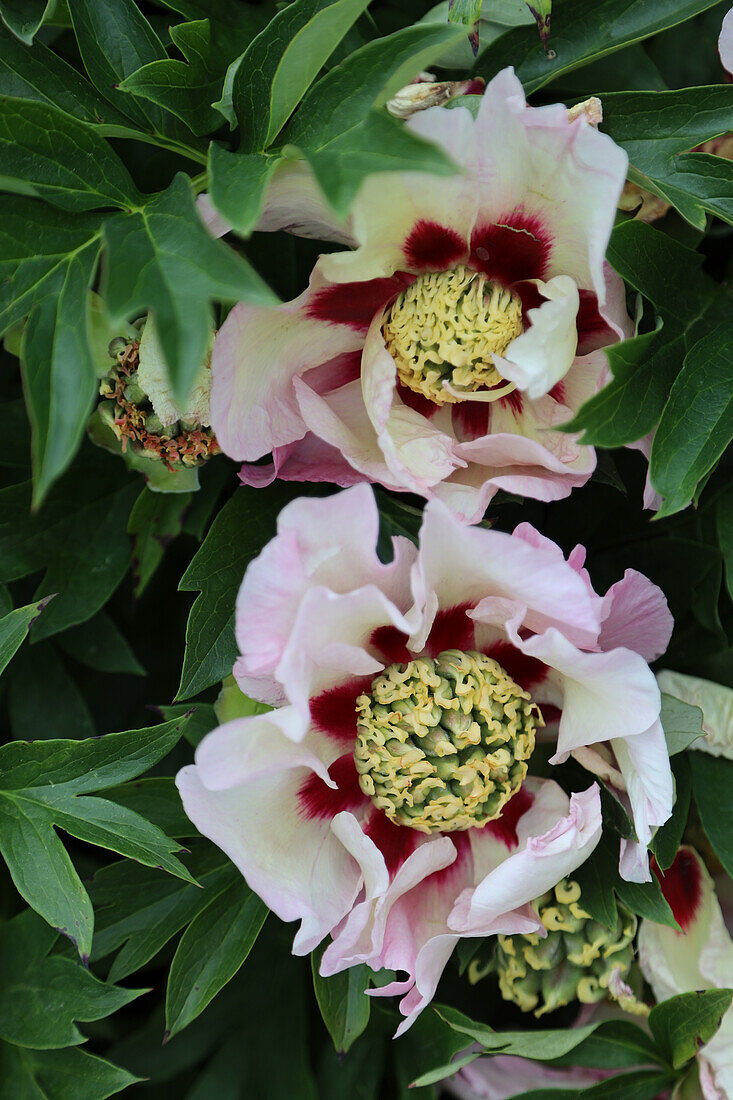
8 641 95 741
0 910 144 1049
165 877 268 1038
410 1051 479 1090
89 844 234 981
0 596 50 677
0 714 191 956
718 484 733 602
234 0 371 152
0 97 142 212
615 875 679 929
549 1019 666 1070
56 611 144 676
301 109 457 217
581 1070 679 1100
690 751 733 878
207 145 281 236
572 833 619 929
650 324 733 517
177 482 301 700
660 693 705 755
0 0 51 44
434 1004 600 1058
66 0 174 133
0 457 137 639
567 221 720 447
0 1043 141 1100
127 486 192 597
103 776 198 840
20 237 101 504
0 23 132 128
312 944 371 1054
102 174 274 405
649 988 733 1070
0 196 102 338
475 0 724 94
279 22 467 148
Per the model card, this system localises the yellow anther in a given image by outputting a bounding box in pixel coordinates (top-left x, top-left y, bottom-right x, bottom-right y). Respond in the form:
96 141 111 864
354 650 540 833
383 265 523 405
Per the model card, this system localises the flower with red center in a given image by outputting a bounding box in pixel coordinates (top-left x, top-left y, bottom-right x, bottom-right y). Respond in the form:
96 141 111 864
176 485 673 1033
210 68 631 522
640 848 733 1099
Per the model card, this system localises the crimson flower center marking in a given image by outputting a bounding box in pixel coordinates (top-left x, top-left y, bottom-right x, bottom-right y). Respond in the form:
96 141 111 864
382 265 524 405
353 649 541 834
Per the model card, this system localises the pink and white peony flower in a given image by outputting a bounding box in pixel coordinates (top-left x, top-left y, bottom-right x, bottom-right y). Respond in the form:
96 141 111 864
176 485 673 1033
447 1053 609 1099
720 7 733 74
210 68 631 523
640 848 733 1100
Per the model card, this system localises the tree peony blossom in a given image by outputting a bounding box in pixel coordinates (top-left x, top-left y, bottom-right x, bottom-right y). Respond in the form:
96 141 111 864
447 1053 609 1099
176 486 673 1033
211 68 631 523
720 6 733 74
639 848 733 1100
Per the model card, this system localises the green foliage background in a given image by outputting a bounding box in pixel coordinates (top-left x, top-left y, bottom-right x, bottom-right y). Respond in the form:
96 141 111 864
0 0 732 1097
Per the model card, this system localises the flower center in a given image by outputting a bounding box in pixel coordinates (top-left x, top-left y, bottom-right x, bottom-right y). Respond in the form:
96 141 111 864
485 879 637 1017
382 265 523 405
354 650 540 834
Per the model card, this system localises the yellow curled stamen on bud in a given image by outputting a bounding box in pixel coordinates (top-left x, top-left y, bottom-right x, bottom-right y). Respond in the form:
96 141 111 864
489 878 638 1017
382 265 524 405
354 650 540 834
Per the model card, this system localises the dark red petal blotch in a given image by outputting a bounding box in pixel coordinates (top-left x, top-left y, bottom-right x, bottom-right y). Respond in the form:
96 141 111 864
370 625 412 665
452 402 489 441
485 641 548 692
485 786 535 849
470 212 552 286
307 274 413 330
425 603 476 657
364 809 417 874
652 848 704 933
310 676 374 744
403 220 467 272
298 754 366 820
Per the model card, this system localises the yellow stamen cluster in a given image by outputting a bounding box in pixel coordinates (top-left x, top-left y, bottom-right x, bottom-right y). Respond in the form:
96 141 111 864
479 879 637 1017
382 265 523 405
354 650 540 833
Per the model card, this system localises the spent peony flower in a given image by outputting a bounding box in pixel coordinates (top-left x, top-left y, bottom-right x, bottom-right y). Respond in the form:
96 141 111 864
210 68 631 522
639 848 733 1100
176 486 674 1033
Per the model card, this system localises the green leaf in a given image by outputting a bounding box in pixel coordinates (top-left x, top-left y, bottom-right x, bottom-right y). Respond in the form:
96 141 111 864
410 1051 479 1090
301 109 458 218
0 23 132 128
660 693 705 755
165 877 268 1038
177 482 302 700
434 1004 600 1059
690 752 733 879
0 97 142 212
651 754 692 872
475 0 724 94
20 237 101 504
103 775 198 839
0 596 51 677
128 487 192 597
650 323 733 518
0 0 51 44
448 0 483 25
280 22 468 148
311 944 371 1054
0 909 144 1049
0 196 102 338
572 832 619 929
56 611 144 676
0 454 137 639
89 844 234 981
567 221 721 448
649 989 733 1071
718 484 733 602
0 1043 141 1100
7 641 95 741
66 0 176 134
101 174 274 405
550 1019 666 1071
614 875 679 930
581 1070 680 1099
207 145 281 236
0 714 191 957
233 0 371 153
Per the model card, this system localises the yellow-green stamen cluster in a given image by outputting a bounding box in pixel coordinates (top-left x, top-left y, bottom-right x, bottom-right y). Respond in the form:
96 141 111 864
382 265 523 405
478 879 637 1017
354 650 540 833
